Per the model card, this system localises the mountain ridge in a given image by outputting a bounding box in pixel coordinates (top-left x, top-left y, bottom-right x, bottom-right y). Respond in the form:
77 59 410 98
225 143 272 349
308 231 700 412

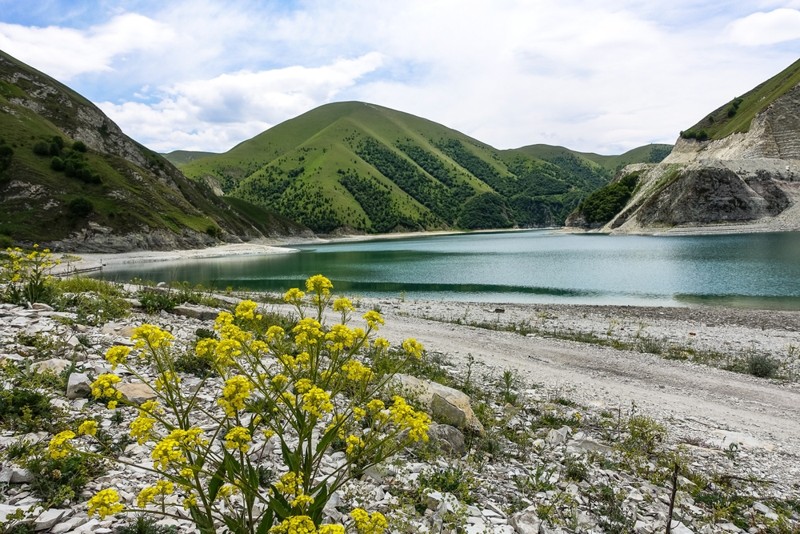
180 101 669 233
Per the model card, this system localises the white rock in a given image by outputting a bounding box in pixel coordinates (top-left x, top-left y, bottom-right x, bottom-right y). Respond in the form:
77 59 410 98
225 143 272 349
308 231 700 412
34 508 70 531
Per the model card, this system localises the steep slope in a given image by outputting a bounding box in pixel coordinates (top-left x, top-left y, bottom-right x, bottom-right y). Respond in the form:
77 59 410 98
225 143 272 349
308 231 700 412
568 59 800 233
0 50 306 252
181 102 656 232
162 150 219 166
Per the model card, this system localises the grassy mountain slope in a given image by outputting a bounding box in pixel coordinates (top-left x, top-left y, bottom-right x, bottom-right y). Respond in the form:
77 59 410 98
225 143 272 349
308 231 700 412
0 50 304 250
504 143 671 172
182 102 661 232
162 150 218 166
680 58 800 141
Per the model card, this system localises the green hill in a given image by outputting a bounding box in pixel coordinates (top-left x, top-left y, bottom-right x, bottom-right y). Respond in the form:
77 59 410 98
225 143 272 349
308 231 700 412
182 102 664 232
162 150 218 166
0 50 305 250
504 143 671 172
680 58 800 141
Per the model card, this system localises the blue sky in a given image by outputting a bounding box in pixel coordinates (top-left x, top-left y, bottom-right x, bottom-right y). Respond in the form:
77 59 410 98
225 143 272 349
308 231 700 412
1 1 799 154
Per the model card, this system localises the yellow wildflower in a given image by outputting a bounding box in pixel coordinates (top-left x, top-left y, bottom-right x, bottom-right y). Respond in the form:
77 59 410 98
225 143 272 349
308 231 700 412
373 338 390 351
291 493 314 508
234 300 259 320
350 508 388 534
87 489 124 519
48 430 75 459
345 434 365 456
130 414 157 445
389 396 430 442
301 386 333 418
137 480 174 507
326 324 356 351
154 370 180 392
224 426 252 453
104 346 131 370
214 338 242 367
293 318 323 346
342 359 373 383
362 310 384 330
305 274 333 296
218 375 252 417
131 324 174 351
283 287 305 304
271 515 316 534
266 325 285 342
77 420 98 437
90 373 122 401
402 337 424 359
319 525 345 534
195 338 218 359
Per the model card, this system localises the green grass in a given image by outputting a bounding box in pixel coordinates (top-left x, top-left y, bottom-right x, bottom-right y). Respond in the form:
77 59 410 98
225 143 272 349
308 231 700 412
682 58 800 141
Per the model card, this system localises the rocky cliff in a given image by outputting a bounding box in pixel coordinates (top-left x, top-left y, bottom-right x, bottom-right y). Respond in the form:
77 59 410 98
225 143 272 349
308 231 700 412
571 60 800 234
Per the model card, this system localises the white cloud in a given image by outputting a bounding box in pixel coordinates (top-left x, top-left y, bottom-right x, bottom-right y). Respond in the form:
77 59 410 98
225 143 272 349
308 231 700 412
726 8 800 45
2 1 798 153
0 13 173 80
97 53 384 152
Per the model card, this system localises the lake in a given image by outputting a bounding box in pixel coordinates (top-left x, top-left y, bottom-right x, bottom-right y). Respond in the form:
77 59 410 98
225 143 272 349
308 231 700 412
94 230 800 309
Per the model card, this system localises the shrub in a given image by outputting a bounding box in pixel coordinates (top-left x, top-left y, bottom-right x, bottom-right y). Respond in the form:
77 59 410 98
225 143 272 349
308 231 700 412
0 388 58 432
32 141 51 156
747 353 777 378
68 197 94 218
72 140 87 152
24 447 105 507
50 156 65 171
59 275 430 532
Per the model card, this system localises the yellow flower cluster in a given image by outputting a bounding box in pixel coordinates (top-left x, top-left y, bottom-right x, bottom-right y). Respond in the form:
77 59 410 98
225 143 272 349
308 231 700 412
219 375 253 417
234 299 261 321
301 386 333 417
151 428 205 470
77 420 98 437
350 508 388 534
325 324 356 351
266 325 286 342
389 396 430 442
402 337 424 359
224 426 252 453
137 480 174 507
87 488 124 519
48 430 75 459
154 370 180 392
283 287 305 304
90 373 122 408
293 318 324 346
104 346 131 370
332 297 354 313
345 434 365 456
271 515 317 534
306 274 333 296
362 310 384 330
341 359 373 383
130 414 157 445
132 324 174 351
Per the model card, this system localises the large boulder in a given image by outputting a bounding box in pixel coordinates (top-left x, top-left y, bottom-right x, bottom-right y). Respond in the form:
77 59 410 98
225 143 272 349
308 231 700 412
393 374 484 434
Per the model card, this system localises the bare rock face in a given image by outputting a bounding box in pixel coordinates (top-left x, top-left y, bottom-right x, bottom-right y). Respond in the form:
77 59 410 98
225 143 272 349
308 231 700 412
605 83 800 234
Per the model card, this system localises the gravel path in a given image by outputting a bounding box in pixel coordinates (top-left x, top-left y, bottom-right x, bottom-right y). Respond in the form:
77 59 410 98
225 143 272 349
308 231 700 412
325 297 800 480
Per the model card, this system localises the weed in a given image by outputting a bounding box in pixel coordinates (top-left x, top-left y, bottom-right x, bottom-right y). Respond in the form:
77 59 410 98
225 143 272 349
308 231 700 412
590 484 635 532
747 353 778 378
499 368 519 405
417 464 476 504
0 388 60 432
24 448 105 507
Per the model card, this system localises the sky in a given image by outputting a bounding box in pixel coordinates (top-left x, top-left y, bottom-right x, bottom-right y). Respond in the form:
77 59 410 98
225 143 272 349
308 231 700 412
0 1 799 155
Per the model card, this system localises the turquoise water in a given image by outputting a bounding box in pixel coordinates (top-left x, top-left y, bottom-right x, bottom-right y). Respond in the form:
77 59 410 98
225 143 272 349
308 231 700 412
94 230 800 308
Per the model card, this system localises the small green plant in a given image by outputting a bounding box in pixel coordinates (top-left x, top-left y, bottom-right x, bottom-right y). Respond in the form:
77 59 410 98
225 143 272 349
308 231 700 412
0 388 60 432
0 245 59 305
137 289 179 313
23 445 105 507
417 464 476 505
747 353 778 378
564 455 588 482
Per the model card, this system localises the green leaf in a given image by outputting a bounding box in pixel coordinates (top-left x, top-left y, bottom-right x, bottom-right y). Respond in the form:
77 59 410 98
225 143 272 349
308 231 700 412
223 514 247 534
309 483 329 523
208 458 227 503
257 509 275 534
268 487 292 520
280 439 299 472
